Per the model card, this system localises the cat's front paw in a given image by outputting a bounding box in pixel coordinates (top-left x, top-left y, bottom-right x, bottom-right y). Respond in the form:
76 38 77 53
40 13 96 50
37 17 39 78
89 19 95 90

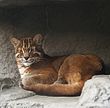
19 81 31 91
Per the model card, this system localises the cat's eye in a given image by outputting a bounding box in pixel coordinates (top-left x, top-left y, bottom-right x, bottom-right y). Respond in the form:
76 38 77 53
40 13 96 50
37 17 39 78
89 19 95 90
28 48 32 52
35 51 41 56
32 47 36 51
15 53 21 58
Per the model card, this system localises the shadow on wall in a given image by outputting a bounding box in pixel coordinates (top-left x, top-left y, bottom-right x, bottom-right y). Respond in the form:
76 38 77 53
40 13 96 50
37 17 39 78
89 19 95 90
0 2 110 34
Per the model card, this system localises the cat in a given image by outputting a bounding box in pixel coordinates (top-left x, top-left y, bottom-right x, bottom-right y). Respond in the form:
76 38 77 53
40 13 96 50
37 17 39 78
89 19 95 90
10 34 104 96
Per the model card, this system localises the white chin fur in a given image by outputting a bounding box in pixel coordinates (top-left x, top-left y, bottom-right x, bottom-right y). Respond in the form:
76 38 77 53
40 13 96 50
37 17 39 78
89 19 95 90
23 62 33 67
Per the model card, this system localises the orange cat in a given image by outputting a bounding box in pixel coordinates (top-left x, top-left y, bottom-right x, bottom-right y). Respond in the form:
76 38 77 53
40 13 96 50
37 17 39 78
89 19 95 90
11 34 104 96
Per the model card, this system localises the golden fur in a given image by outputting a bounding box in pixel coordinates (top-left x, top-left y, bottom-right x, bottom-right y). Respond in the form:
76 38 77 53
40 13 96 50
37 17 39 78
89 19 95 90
11 34 104 96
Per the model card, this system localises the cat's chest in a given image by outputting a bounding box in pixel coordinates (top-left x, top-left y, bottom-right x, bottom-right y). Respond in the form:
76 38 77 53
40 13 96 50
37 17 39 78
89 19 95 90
18 66 29 78
18 67 28 74
17 64 51 78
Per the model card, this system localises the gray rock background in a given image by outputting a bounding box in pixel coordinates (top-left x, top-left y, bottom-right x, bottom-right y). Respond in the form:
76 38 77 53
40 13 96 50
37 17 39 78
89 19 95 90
0 1 110 88
77 75 110 108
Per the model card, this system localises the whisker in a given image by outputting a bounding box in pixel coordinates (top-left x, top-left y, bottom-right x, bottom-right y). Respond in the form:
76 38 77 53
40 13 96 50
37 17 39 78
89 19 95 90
35 57 46 63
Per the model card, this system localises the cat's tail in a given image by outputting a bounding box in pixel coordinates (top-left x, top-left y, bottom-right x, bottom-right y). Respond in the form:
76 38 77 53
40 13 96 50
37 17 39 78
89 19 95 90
24 81 84 96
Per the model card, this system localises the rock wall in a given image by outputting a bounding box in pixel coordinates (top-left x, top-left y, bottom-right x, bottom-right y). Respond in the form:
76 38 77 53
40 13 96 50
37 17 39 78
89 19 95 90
77 75 110 108
0 2 110 88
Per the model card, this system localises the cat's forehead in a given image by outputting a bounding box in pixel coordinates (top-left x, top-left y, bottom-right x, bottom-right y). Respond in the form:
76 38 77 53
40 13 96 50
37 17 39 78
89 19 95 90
20 37 35 47
21 37 33 42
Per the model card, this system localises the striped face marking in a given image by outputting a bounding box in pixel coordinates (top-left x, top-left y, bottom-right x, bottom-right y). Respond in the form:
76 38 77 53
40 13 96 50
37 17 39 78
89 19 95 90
11 34 44 67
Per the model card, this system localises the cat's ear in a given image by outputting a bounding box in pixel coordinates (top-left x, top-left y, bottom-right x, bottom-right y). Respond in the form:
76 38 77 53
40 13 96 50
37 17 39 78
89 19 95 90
10 37 20 47
33 34 44 45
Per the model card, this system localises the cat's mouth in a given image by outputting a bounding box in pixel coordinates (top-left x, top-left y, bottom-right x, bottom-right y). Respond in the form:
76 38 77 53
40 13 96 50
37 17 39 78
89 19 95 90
19 57 44 67
23 62 34 67
22 59 35 66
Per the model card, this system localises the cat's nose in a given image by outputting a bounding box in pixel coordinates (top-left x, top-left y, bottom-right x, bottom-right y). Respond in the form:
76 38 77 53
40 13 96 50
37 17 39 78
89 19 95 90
24 57 29 60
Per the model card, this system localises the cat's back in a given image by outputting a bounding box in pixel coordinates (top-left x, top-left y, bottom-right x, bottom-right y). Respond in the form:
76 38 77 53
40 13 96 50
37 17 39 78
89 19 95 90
62 54 104 74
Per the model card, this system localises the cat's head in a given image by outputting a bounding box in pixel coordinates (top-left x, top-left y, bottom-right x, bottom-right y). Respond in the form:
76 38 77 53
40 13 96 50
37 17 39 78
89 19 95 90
11 34 44 67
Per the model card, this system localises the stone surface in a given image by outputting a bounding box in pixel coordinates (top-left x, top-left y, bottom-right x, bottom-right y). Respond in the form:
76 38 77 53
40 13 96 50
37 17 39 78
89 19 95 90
0 24 19 81
77 75 110 108
0 75 110 108
0 87 78 108
0 87 36 102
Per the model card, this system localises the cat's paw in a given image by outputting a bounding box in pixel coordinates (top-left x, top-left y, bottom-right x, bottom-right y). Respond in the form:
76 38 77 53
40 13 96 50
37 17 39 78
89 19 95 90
19 81 30 91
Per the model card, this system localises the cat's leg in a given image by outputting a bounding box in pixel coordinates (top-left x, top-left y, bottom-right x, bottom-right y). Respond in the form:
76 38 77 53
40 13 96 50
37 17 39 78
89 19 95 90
20 76 48 90
54 59 68 84
20 73 57 89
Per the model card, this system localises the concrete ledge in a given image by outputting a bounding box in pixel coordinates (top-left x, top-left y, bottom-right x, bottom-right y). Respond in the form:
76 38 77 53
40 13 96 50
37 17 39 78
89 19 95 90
0 87 79 108
0 75 110 108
